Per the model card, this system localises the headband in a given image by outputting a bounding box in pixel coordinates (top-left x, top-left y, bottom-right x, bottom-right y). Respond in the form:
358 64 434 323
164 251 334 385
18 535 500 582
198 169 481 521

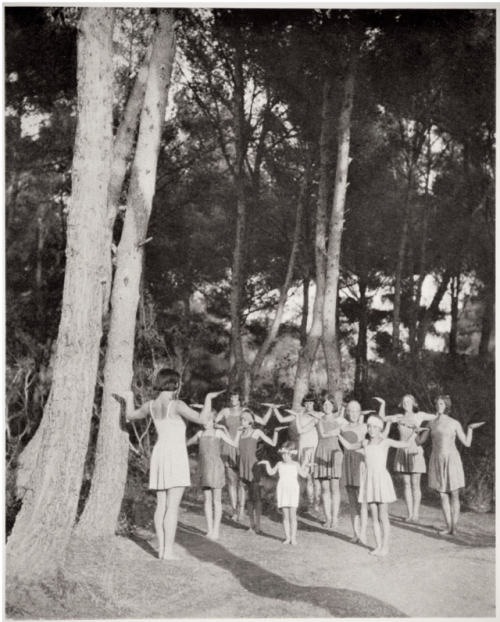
367 415 384 430
279 448 298 455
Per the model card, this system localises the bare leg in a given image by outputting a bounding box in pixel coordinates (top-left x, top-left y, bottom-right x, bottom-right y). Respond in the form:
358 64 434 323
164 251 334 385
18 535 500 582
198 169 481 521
439 492 452 535
226 467 238 518
238 481 246 521
314 478 322 513
359 501 368 545
290 507 298 545
377 503 390 556
154 491 167 559
282 507 291 544
212 488 222 540
331 478 340 530
410 473 422 521
162 486 185 560
346 486 361 541
369 503 382 555
245 482 255 532
203 488 213 537
402 473 413 521
321 479 332 527
253 482 262 533
450 489 460 535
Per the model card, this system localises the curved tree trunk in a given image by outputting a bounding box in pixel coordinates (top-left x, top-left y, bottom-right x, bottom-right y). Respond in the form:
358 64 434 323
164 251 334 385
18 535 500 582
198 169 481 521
6 8 115 577
354 275 368 401
76 10 177 538
323 40 360 408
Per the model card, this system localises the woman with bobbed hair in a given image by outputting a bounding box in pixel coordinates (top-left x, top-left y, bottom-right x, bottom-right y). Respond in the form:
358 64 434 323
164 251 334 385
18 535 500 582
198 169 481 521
118 369 224 560
416 395 484 536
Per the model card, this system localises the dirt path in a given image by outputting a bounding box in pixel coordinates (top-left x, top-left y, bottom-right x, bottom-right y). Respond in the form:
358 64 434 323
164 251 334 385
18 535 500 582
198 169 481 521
7 487 495 619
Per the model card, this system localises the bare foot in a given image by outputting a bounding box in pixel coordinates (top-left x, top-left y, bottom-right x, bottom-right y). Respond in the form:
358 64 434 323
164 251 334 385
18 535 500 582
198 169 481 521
358 534 367 546
231 512 238 521
439 528 452 536
369 548 381 556
404 516 413 523
237 514 245 523
350 535 360 543
161 553 180 561
282 539 290 546
211 532 220 541
247 527 256 535
331 522 338 532
291 539 298 546
374 549 389 557
254 528 262 535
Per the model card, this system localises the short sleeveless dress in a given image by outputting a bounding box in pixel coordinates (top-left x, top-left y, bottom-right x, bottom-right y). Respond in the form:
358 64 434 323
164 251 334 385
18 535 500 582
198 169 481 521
149 400 190 490
196 434 225 489
358 441 396 504
341 425 366 487
298 414 319 466
314 418 346 479
218 407 241 469
239 434 259 483
393 413 427 473
277 462 300 508
428 419 465 492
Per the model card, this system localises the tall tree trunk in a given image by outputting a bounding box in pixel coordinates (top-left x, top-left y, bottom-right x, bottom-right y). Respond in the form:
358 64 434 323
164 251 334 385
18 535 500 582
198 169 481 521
300 275 310 347
102 37 154 313
292 76 334 411
6 8 115 577
76 11 176 538
323 41 360 408
250 160 309 382
229 42 250 401
449 273 460 359
354 276 368 401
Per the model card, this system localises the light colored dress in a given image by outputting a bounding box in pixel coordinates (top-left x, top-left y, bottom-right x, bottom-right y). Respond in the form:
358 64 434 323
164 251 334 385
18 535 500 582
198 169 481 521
341 425 366 487
196 434 225 489
149 400 190 490
428 417 465 492
218 406 242 469
314 418 347 479
358 440 396 504
277 462 300 508
393 412 428 473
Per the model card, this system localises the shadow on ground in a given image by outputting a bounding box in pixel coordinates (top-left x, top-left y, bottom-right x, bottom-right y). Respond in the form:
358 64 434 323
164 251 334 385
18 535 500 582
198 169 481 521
390 515 496 548
169 522 406 618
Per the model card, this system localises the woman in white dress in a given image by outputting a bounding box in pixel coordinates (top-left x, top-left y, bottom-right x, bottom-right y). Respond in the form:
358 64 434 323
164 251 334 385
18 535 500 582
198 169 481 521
119 369 223 560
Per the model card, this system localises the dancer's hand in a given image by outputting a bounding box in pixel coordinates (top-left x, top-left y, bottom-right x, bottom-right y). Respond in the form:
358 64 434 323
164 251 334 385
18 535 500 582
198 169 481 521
207 390 226 399
468 422 485 430
285 409 300 417
275 426 288 431
373 397 385 403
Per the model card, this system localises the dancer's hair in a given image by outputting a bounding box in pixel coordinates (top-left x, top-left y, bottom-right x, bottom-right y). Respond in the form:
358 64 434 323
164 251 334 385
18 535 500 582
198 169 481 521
154 368 180 392
240 408 255 426
399 393 418 411
366 414 384 430
302 392 316 407
434 395 452 414
279 440 298 457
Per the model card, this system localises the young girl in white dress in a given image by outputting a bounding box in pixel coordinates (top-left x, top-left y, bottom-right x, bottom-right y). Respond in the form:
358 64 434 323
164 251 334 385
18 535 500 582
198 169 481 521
117 369 223 560
259 441 311 546
335 414 417 556
186 410 238 541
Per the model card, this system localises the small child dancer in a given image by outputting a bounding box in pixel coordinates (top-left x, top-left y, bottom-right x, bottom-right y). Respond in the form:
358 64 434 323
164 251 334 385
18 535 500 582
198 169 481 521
259 441 311 545
236 409 285 534
186 410 238 540
335 415 417 556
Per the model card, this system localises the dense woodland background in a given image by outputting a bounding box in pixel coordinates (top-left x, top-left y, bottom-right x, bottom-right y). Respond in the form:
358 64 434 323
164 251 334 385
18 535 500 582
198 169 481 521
5 7 495 579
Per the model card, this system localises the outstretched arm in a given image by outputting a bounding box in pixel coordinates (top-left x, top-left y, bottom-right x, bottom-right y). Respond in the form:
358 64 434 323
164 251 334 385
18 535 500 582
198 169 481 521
177 390 226 425
113 391 149 421
386 428 417 449
290 411 317 435
255 406 274 426
186 431 202 447
256 427 286 447
456 421 485 448
297 461 313 478
258 460 279 476
216 429 238 447
273 407 295 424
415 428 430 446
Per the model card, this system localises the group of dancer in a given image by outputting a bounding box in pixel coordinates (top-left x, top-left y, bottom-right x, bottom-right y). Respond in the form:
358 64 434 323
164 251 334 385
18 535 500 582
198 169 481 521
118 369 484 560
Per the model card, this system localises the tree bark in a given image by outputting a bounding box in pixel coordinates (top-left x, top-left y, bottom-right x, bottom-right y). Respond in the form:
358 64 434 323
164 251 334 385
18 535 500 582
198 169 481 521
292 76 335 411
102 38 154 313
478 282 494 360
323 41 359 408
416 268 453 350
6 8 115 577
354 275 368 401
229 42 251 401
76 10 177 538
449 273 460 359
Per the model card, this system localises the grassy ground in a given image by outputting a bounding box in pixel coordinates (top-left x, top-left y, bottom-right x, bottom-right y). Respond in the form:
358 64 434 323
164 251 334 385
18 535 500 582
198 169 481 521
5 465 495 619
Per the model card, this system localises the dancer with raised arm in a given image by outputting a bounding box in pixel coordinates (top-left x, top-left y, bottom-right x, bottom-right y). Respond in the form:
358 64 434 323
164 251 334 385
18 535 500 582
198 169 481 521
417 395 485 536
376 395 436 523
117 369 224 560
